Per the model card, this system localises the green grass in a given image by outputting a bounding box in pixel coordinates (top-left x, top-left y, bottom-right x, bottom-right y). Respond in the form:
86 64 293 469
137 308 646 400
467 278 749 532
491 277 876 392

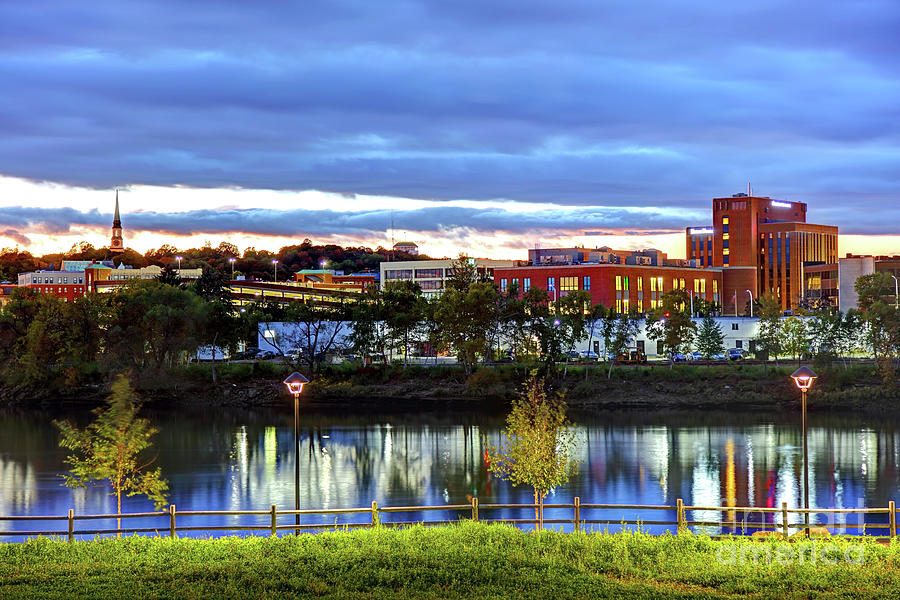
1 523 897 599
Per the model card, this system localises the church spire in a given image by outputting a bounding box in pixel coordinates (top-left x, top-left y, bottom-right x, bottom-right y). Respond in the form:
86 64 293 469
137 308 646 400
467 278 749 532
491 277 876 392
113 189 122 229
110 189 124 253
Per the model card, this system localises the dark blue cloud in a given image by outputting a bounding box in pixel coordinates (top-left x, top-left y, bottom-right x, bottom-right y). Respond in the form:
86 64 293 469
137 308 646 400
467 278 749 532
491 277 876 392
0 1 899 232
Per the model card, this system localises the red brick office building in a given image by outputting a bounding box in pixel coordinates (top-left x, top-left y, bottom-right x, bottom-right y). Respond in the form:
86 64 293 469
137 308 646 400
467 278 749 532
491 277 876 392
493 263 722 314
687 194 838 312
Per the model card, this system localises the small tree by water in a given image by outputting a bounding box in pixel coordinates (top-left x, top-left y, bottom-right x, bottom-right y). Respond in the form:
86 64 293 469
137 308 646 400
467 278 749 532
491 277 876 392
54 374 168 534
484 375 580 529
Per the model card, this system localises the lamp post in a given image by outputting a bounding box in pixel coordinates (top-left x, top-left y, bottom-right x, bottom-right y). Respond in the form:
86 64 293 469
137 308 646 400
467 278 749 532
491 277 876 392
272 259 278 282
747 290 754 317
791 366 817 538
283 371 309 535
229 257 236 278
891 274 899 309
175 255 182 271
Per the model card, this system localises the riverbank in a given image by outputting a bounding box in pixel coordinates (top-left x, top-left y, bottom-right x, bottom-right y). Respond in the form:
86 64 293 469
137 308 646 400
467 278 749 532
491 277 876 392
3 361 898 413
0 523 891 599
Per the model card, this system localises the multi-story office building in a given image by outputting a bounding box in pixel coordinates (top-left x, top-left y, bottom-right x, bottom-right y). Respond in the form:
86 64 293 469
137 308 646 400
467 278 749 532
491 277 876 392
687 193 838 312
494 263 722 314
838 254 900 311
381 258 520 296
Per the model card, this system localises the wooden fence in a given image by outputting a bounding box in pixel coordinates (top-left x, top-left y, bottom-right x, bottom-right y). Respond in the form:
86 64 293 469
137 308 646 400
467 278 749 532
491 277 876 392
1 498 897 540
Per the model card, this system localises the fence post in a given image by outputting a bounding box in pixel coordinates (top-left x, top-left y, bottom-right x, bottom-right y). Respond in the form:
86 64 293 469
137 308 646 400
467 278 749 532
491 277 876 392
676 498 684 534
782 502 789 538
471 497 479 522
371 501 378 527
169 505 176 538
539 496 544 532
574 497 580 533
890 501 896 539
67 509 74 542
271 504 277 537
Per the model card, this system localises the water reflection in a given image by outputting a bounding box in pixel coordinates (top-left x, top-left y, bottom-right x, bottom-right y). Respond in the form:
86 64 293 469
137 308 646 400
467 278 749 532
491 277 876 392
1 407 899 538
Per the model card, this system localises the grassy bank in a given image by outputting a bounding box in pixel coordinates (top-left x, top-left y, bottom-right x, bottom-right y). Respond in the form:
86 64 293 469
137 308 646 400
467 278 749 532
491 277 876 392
5 359 899 412
0 523 896 599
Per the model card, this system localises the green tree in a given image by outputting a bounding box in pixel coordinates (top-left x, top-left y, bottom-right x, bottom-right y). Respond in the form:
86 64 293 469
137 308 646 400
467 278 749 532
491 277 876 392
606 310 641 380
434 280 499 374
755 294 783 365
156 263 183 287
645 289 696 368
484 375 580 529
782 316 810 365
382 280 424 366
349 287 390 364
855 273 900 384
53 375 169 534
555 290 592 376
695 314 725 359
192 266 239 382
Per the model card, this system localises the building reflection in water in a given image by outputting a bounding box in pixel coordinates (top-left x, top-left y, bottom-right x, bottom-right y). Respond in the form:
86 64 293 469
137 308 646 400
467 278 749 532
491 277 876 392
2 408 900 536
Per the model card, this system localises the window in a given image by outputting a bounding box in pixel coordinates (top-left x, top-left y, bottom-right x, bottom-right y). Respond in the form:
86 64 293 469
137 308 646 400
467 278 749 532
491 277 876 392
724 256 729 266
694 279 701 293
560 276 578 291
723 240 729 249
523 278 531 292
414 269 442 279
616 299 622 313
722 233 729 240
650 277 656 292
700 279 706 293
615 275 622 291
722 248 730 255
622 298 629 313
637 277 643 291
623 276 630 291
713 280 718 293
732 323 739 330
512 278 519 291
547 277 555 292
735 340 743 349
583 276 591 290
500 279 508 292
637 299 643 312
679 278 685 290
385 269 413 280
657 276 663 291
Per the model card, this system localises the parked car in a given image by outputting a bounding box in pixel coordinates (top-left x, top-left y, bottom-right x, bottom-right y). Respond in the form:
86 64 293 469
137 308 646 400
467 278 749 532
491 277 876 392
671 353 687 362
727 348 747 361
565 350 581 360
687 351 703 361
711 353 727 361
286 348 305 361
256 350 277 360
233 347 260 360
580 350 599 360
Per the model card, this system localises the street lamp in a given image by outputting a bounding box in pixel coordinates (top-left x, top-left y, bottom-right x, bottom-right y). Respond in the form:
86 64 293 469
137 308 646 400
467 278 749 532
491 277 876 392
283 371 310 535
791 366 817 538
891 274 899 309
229 257 236 278
175 255 182 271
747 290 754 317
272 259 278 282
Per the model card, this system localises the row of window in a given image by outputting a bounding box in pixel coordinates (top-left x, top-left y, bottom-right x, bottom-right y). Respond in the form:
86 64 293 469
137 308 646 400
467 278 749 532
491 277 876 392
30 277 85 284
384 268 447 280
499 275 718 298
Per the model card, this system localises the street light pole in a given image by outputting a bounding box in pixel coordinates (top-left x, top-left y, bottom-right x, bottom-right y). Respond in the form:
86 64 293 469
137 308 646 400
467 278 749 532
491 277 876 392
175 255 182 271
229 257 236 278
747 290 754 317
283 372 309 536
891 274 899 309
272 259 278 282
791 366 817 539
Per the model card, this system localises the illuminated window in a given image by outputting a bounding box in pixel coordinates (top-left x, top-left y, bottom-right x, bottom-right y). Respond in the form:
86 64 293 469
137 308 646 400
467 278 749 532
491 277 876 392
723 248 730 255
622 298 630 312
638 299 644 312
701 279 706 293
637 277 643 291
713 280 718 293
583 276 591 290
679 278 685 290
623 276 630 291
616 275 622 291
560 276 577 291
500 279 507 292
616 299 622 313
523 278 531 292
722 233 729 240
547 277 555 292
694 279 701 293
650 277 657 292
657 276 664 291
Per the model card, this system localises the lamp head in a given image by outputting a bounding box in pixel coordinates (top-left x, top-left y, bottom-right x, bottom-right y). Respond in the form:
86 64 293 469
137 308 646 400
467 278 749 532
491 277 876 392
791 366 817 391
283 371 309 396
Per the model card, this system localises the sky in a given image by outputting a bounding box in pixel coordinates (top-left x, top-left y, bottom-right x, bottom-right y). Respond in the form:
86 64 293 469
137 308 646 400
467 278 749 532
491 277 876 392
2 1 899 260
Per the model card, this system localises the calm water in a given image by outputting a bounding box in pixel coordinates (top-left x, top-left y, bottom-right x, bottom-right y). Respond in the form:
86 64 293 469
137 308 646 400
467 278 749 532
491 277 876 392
1 404 898 539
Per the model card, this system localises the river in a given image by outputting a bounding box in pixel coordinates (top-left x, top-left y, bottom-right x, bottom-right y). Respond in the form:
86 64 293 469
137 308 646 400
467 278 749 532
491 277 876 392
1 405 897 540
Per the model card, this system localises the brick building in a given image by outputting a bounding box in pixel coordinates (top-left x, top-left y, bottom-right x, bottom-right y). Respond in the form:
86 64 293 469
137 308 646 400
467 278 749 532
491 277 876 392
687 193 838 312
493 263 722 314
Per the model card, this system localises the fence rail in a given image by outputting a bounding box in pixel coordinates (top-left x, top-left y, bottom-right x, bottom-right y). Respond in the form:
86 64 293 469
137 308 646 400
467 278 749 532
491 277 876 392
1 498 896 541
